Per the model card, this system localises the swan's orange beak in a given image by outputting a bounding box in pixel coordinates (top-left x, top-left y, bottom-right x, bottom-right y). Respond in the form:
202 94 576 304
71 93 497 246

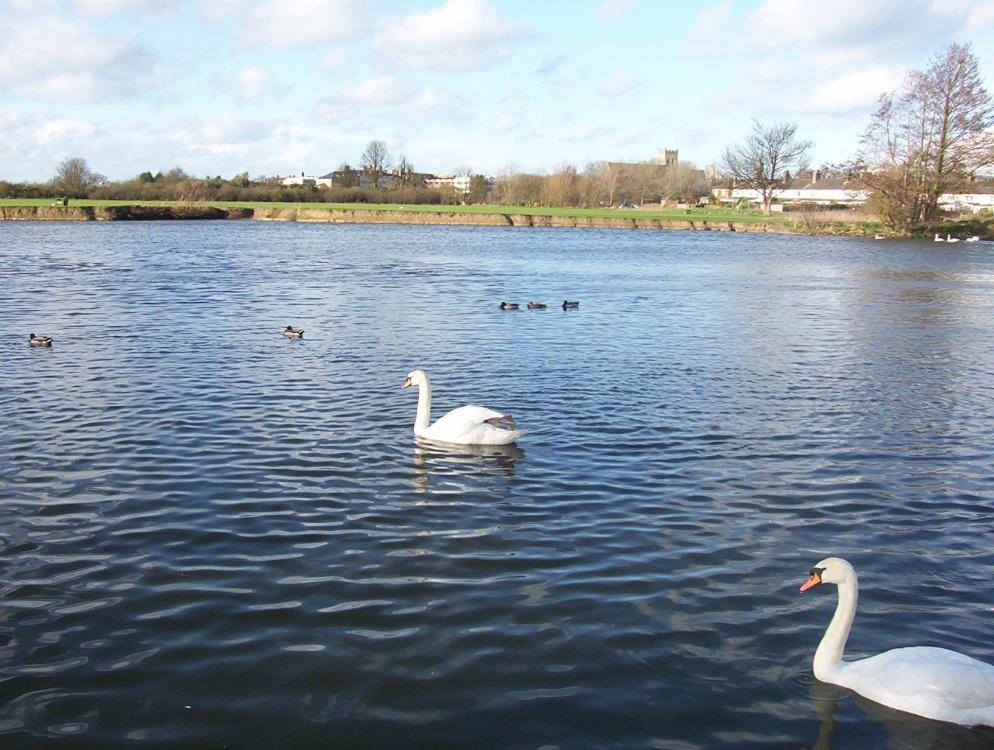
800 569 822 592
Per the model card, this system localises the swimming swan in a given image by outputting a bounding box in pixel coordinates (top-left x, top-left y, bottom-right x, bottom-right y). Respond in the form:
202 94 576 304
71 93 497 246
401 370 525 446
801 557 994 726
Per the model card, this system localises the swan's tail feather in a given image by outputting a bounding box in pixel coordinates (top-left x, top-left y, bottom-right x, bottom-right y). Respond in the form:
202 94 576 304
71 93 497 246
485 414 516 430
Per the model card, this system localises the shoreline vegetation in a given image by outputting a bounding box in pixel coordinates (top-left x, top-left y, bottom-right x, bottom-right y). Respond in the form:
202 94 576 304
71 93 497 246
0 199 867 236
0 199 989 239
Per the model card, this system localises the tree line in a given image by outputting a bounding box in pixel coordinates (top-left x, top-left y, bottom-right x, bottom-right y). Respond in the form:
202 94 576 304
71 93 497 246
0 156 713 209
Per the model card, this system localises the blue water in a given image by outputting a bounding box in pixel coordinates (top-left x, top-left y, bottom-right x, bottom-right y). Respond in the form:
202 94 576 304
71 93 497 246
2 220 994 749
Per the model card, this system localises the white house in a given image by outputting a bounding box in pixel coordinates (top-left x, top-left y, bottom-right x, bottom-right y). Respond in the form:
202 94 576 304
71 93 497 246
714 171 868 207
938 186 994 213
281 173 333 187
717 170 994 213
423 173 473 193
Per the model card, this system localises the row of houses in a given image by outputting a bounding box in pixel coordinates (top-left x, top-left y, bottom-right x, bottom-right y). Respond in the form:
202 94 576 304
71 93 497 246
280 169 491 194
714 171 994 213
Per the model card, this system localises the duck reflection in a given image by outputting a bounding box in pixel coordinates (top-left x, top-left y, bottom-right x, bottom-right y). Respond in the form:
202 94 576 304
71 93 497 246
411 438 524 493
807 679 994 750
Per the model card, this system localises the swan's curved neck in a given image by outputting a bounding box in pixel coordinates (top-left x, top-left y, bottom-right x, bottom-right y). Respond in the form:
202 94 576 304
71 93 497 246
414 378 432 432
814 573 858 682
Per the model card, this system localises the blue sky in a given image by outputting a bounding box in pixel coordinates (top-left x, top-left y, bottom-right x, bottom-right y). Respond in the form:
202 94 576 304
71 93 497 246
2 0 994 183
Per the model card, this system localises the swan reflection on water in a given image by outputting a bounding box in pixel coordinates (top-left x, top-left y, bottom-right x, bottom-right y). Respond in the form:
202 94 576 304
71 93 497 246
806 679 994 750
411 438 524 493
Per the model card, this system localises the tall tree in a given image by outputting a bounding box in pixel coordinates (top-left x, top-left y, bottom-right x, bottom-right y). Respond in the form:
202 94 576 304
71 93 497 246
396 154 414 187
855 43 994 230
53 157 104 197
721 121 812 215
360 140 392 188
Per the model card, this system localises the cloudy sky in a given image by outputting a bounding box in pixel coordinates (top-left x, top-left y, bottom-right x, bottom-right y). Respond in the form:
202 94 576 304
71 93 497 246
2 0 994 183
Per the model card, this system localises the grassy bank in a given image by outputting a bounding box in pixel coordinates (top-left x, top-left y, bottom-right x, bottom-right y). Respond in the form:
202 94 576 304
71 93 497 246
5 198 980 238
0 197 780 224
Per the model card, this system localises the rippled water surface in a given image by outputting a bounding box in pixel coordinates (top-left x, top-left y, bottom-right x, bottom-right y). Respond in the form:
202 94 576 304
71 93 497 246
3 221 994 749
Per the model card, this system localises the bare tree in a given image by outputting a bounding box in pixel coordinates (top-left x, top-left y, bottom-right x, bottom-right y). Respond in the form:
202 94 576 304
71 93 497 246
721 121 812 215
855 42 994 230
53 156 104 197
540 162 579 207
360 140 392 188
396 154 414 187
492 163 520 205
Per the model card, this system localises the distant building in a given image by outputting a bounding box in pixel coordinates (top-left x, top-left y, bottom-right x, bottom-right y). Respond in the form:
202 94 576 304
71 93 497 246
281 172 333 187
424 173 471 193
422 173 494 195
281 168 434 190
938 180 994 213
657 148 678 167
713 170 868 207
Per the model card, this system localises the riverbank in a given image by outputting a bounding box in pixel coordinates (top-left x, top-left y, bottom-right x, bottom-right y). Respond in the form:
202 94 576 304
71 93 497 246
5 200 989 239
0 203 803 232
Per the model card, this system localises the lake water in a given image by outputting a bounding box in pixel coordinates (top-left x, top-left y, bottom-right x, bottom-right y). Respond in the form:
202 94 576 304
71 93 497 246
3 220 994 749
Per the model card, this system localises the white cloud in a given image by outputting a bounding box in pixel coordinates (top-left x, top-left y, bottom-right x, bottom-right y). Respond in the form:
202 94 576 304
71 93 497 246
339 75 414 105
797 67 901 115
743 0 958 59
535 55 567 76
317 48 351 71
36 117 99 144
238 0 368 50
312 100 348 124
68 0 179 20
493 113 520 132
195 112 270 146
595 0 635 22
568 125 599 142
200 0 251 24
402 89 462 122
236 65 289 105
0 15 160 103
685 1 733 54
600 74 637 97
374 0 529 72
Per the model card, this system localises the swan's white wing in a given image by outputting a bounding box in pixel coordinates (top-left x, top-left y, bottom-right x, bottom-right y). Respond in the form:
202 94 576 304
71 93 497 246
419 405 523 445
841 647 994 725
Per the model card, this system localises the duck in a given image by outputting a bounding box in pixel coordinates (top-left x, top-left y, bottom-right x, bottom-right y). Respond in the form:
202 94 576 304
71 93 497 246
527 302 547 309
283 325 304 338
401 369 525 446
28 333 53 347
800 557 994 727
562 300 580 309
499 302 520 310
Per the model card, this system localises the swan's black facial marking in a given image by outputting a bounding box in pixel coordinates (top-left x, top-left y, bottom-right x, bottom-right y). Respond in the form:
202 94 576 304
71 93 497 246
809 566 825 580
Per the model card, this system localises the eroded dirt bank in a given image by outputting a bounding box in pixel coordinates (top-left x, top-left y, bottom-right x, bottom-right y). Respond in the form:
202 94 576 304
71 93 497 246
0 204 794 233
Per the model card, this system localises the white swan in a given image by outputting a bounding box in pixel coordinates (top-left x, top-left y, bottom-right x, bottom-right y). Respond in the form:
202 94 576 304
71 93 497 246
935 234 945 242
401 370 525 446
801 557 994 726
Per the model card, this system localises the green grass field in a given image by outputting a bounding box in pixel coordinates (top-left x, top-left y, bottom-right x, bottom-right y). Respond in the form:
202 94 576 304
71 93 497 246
0 197 782 224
